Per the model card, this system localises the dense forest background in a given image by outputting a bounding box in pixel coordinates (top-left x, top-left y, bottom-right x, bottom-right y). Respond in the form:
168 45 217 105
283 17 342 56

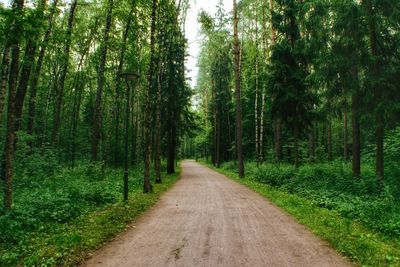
188 0 400 189
183 0 400 261
0 0 400 265
0 0 194 264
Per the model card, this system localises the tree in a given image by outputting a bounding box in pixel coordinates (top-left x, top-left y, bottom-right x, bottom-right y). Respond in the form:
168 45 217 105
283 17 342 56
91 0 113 161
233 0 244 177
3 0 25 211
51 0 77 145
143 0 157 193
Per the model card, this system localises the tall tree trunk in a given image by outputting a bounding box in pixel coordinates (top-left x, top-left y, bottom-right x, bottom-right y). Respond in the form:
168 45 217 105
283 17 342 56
274 119 282 161
91 0 113 161
233 0 244 178
364 0 384 182
351 67 361 177
0 47 10 127
294 125 299 168
27 0 59 143
216 108 220 168
308 126 315 162
144 0 157 192
260 0 268 163
70 74 84 167
114 1 134 167
166 123 176 174
51 0 77 145
154 68 162 183
15 41 36 132
3 0 25 212
343 104 348 161
254 0 260 164
269 0 281 162
328 118 333 161
14 0 47 133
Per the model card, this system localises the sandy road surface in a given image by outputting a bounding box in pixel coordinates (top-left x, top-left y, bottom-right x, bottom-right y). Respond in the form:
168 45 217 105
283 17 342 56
84 160 351 267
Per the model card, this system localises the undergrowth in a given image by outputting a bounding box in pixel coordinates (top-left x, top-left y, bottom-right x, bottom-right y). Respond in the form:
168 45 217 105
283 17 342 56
202 160 400 266
0 160 179 266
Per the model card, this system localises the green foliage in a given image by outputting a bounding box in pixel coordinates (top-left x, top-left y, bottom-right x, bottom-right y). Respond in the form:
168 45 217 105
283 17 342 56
218 160 400 241
205 161 400 266
0 161 179 266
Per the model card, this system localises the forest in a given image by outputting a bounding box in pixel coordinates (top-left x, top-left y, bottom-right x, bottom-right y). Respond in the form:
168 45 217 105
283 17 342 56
186 0 400 265
0 0 399 266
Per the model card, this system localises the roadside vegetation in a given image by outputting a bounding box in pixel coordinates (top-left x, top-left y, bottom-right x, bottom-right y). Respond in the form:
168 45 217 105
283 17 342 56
1 0 189 265
0 147 179 266
203 160 400 266
185 0 400 265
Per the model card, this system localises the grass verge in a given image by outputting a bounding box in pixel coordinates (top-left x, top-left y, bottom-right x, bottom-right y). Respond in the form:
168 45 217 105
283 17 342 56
2 169 180 266
200 161 400 267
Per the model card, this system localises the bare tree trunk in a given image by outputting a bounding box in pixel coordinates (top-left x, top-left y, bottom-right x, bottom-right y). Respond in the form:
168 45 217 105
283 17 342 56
154 69 162 183
51 0 77 145
91 0 113 161
233 0 244 178
14 0 47 133
70 74 84 166
254 0 260 164
364 0 384 182
328 119 333 161
166 123 176 174
343 104 348 161
269 0 281 162
351 67 361 177
0 47 10 127
308 125 315 162
274 119 282 161
260 0 268 163
3 0 25 212
15 41 36 132
114 1 134 167
294 125 299 168
27 0 59 144
144 0 157 192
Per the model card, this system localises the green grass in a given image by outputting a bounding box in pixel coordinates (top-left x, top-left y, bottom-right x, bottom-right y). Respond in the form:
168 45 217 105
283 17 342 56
0 162 180 266
200 161 400 267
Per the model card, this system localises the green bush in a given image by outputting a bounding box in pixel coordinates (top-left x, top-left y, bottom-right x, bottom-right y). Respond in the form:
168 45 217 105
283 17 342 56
220 160 400 240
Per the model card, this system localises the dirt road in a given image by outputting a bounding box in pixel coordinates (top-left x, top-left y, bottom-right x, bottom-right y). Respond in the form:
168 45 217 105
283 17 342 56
84 160 351 267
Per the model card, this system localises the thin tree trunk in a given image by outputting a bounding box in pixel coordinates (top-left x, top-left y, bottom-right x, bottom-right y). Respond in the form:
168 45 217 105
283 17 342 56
3 0 25 211
70 75 84 167
167 123 176 174
15 41 36 132
351 67 361 177
343 104 348 161
215 107 220 167
260 0 268 163
114 1 134 167
51 0 77 145
294 125 299 168
14 0 47 133
154 68 162 183
328 119 333 161
269 0 281 162
308 128 315 162
254 0 260 164
233 0 244 178
144 0 157 192
91 0 113 161
274 119 282 161
27 0 59 144
364 0 384 182
0 47 10 127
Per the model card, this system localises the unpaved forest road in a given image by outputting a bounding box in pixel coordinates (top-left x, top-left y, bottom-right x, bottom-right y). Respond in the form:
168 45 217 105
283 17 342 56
84 160 351 267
